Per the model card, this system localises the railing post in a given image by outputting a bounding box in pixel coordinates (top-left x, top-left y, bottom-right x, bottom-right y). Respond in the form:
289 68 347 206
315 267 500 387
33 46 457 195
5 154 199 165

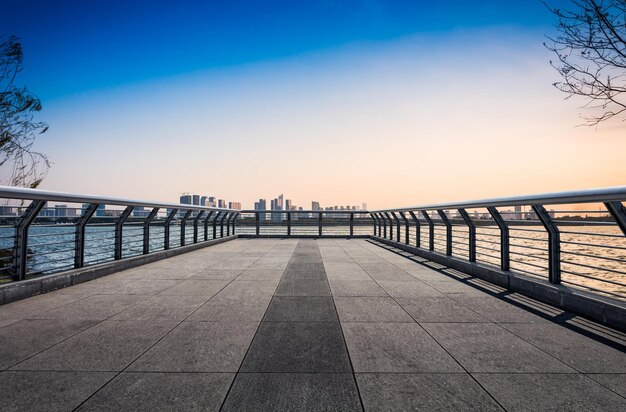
75 203 99 268
370 213 377 237
164 208 178 250
255 212 260 236
605 201 626 236
399 212 409 244
380 213 387 239
13 200 45 281
226 213 234 236
193 211 205 243
350 212 354 237
114 206 134 260
179 210 192 246
408 211 420 248
213 211 221 239
391 212 401 242
232 213 238 235
143 207 159 255
532 205 561 284
487 207 509 271
458 208 476 262
220 212 228 238
421 211 434 251
437 210 452 256
385 213 393 240
204 211 214 241
318 212 322 236
287 212 291 236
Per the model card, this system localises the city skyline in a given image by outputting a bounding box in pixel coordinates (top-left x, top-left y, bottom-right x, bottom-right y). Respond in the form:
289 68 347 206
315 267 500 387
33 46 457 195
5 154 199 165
3 1 625 209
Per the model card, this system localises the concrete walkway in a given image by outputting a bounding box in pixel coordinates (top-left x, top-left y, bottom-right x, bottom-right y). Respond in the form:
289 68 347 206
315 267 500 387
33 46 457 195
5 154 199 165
0 239 625 411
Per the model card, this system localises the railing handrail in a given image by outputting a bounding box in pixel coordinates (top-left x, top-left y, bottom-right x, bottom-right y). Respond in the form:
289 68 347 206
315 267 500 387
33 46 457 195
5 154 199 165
0 185 238 213
370 186 626 212
239 209 368 214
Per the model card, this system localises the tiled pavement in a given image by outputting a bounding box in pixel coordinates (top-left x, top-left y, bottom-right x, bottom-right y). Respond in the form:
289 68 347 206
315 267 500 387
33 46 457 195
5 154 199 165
0 238 624 411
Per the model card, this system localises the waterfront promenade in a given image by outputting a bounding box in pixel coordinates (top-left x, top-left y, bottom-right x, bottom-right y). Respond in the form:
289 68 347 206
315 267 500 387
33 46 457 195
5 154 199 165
1 238 625 411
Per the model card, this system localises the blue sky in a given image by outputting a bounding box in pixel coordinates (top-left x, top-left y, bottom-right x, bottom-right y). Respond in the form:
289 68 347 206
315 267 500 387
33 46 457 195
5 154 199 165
7 0 563 99
4 0 622 209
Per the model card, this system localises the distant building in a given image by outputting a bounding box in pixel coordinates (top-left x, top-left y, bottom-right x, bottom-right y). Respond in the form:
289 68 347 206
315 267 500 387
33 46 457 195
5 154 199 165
229 202 242 210
311 201 320 211
180 194 192 205
254 199 267 220
200 196 208 206
192 195 200 206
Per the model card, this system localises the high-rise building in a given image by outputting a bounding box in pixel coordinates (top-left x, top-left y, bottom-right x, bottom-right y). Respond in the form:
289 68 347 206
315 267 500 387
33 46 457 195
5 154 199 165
192 195 200 206
254 199 267 220
218 199 226 208
277 194 284 210
180 194 192 205
312 201 320 211
200 196 208 206
285 199 292 211
229 202 242 210
96 204 106 217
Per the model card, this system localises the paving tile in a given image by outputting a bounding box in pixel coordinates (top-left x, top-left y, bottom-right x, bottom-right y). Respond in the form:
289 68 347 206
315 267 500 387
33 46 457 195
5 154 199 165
334 297 414 322
264 297 338 322
129 321 258 372
0 371 115 412
0 293 89 319
240 322 351 373
99 279 181 295
328 280 387 297
282 269 327 281
422 323 575 373
586 374 626 397
425 280 487 295
474 373 626 411
377 280 445 297
274 280 331 296
187 302 269 322
0 319 98 369
13 320 177 371
324 269 372 281
188 269 243 280
158 279 228 297
28 294 150 320
451 295 547 323
235 269 284 281
500 322 626 373
356 373 502 411
396 296 489 323
342 322 462 372
110 294 210 321
208 281 277 305
222 373 361 411
78 372 234 411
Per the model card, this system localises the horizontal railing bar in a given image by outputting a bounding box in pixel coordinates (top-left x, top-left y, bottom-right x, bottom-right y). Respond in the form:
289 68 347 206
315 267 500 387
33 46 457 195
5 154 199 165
560 250 626 264
561 260 626 277
0 186 238 213
371 186 626 212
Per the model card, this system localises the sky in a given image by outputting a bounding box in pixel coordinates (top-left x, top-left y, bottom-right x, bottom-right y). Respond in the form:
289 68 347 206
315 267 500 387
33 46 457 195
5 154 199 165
4 0 625 209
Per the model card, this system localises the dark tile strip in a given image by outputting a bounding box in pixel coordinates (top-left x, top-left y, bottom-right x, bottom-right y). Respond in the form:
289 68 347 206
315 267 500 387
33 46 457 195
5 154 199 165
222 240 363 411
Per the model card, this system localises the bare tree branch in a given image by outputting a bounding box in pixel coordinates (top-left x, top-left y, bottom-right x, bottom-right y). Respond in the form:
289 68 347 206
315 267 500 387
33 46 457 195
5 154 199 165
0 35 49 187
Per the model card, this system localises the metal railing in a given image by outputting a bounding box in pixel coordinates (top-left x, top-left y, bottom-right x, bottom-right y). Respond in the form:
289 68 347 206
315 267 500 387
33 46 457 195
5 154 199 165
0 186 238 282
237 210 372 238
2 184 625 305
370 186 626 300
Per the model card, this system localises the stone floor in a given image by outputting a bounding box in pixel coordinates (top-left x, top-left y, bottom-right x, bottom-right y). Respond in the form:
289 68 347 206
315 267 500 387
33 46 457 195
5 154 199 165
0 238 625 411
